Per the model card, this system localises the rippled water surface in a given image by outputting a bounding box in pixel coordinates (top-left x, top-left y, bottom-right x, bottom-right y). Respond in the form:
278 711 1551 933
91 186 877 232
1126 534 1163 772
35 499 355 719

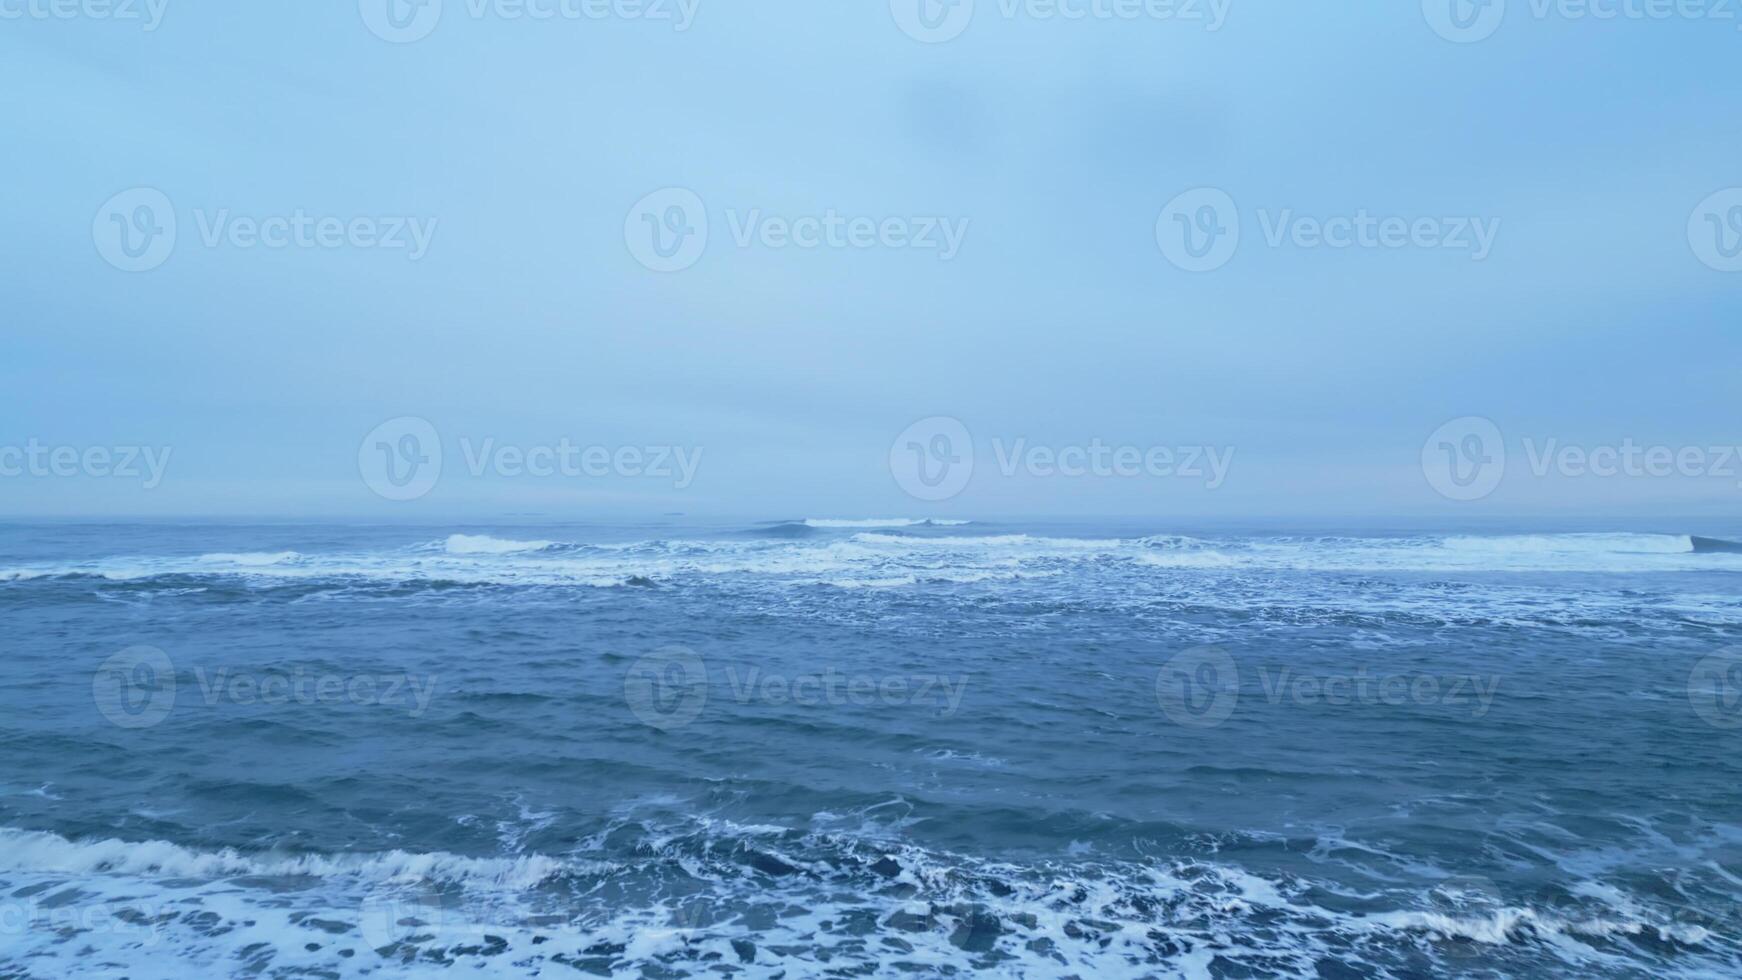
2 519 1740 978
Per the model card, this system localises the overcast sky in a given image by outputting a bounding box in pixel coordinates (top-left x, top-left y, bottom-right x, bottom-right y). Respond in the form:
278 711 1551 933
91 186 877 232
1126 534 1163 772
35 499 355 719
3 2 1738 520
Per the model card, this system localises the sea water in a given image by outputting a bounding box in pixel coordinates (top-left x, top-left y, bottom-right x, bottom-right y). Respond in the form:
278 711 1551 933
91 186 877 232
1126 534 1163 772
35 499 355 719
1 518 1739 977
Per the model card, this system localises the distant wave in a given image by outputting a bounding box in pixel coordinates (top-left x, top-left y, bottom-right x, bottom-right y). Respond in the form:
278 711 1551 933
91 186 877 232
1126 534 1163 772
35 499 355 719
196 551 302 566
1691 535 1742 554
1136 534 1218 550
852 532 1124 549
802 518 973 528
1440 532 1697 556
442 534 557 555
3 531 1738 596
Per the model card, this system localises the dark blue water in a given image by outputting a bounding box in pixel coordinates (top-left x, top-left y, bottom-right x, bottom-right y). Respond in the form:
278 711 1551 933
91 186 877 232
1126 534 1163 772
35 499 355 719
2 520 1740 977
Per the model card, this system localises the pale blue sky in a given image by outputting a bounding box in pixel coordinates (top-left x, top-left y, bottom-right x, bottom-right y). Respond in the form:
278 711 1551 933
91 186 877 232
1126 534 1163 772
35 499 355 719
2 2 1738 519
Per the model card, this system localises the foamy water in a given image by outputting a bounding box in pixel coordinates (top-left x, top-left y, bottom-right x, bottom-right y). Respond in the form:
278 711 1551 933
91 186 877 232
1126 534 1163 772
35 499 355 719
5 529 1739 589
2 520 1739 977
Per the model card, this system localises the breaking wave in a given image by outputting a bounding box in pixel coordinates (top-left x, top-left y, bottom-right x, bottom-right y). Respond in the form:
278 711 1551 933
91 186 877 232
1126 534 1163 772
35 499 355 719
442 534 558 556
2 531 1739 594
2 821 1731 979
802 518 974 528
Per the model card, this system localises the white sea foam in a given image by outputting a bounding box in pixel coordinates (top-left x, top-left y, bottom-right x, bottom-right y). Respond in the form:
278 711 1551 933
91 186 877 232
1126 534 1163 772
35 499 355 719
852 532 1125 549
3 531 1738 597
0 824 1731 979
1369 907 1711 948
803 518 972 528
1441 532 1695 556
196 551 302 566
442 534 557 555
0 827 576 889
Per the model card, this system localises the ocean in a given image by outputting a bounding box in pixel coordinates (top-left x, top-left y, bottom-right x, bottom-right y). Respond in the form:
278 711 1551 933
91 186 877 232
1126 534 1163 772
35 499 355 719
1 518 1739 978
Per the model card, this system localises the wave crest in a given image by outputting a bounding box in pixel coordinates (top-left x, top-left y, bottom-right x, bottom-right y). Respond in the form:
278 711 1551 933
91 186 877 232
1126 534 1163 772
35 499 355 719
803 518 973 528
443 534 557 556
0 827 574 891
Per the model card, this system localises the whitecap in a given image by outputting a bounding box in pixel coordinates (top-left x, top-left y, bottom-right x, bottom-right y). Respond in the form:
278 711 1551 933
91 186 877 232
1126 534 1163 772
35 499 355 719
443 534 558 555
197 551 302 566
803 518 972 528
